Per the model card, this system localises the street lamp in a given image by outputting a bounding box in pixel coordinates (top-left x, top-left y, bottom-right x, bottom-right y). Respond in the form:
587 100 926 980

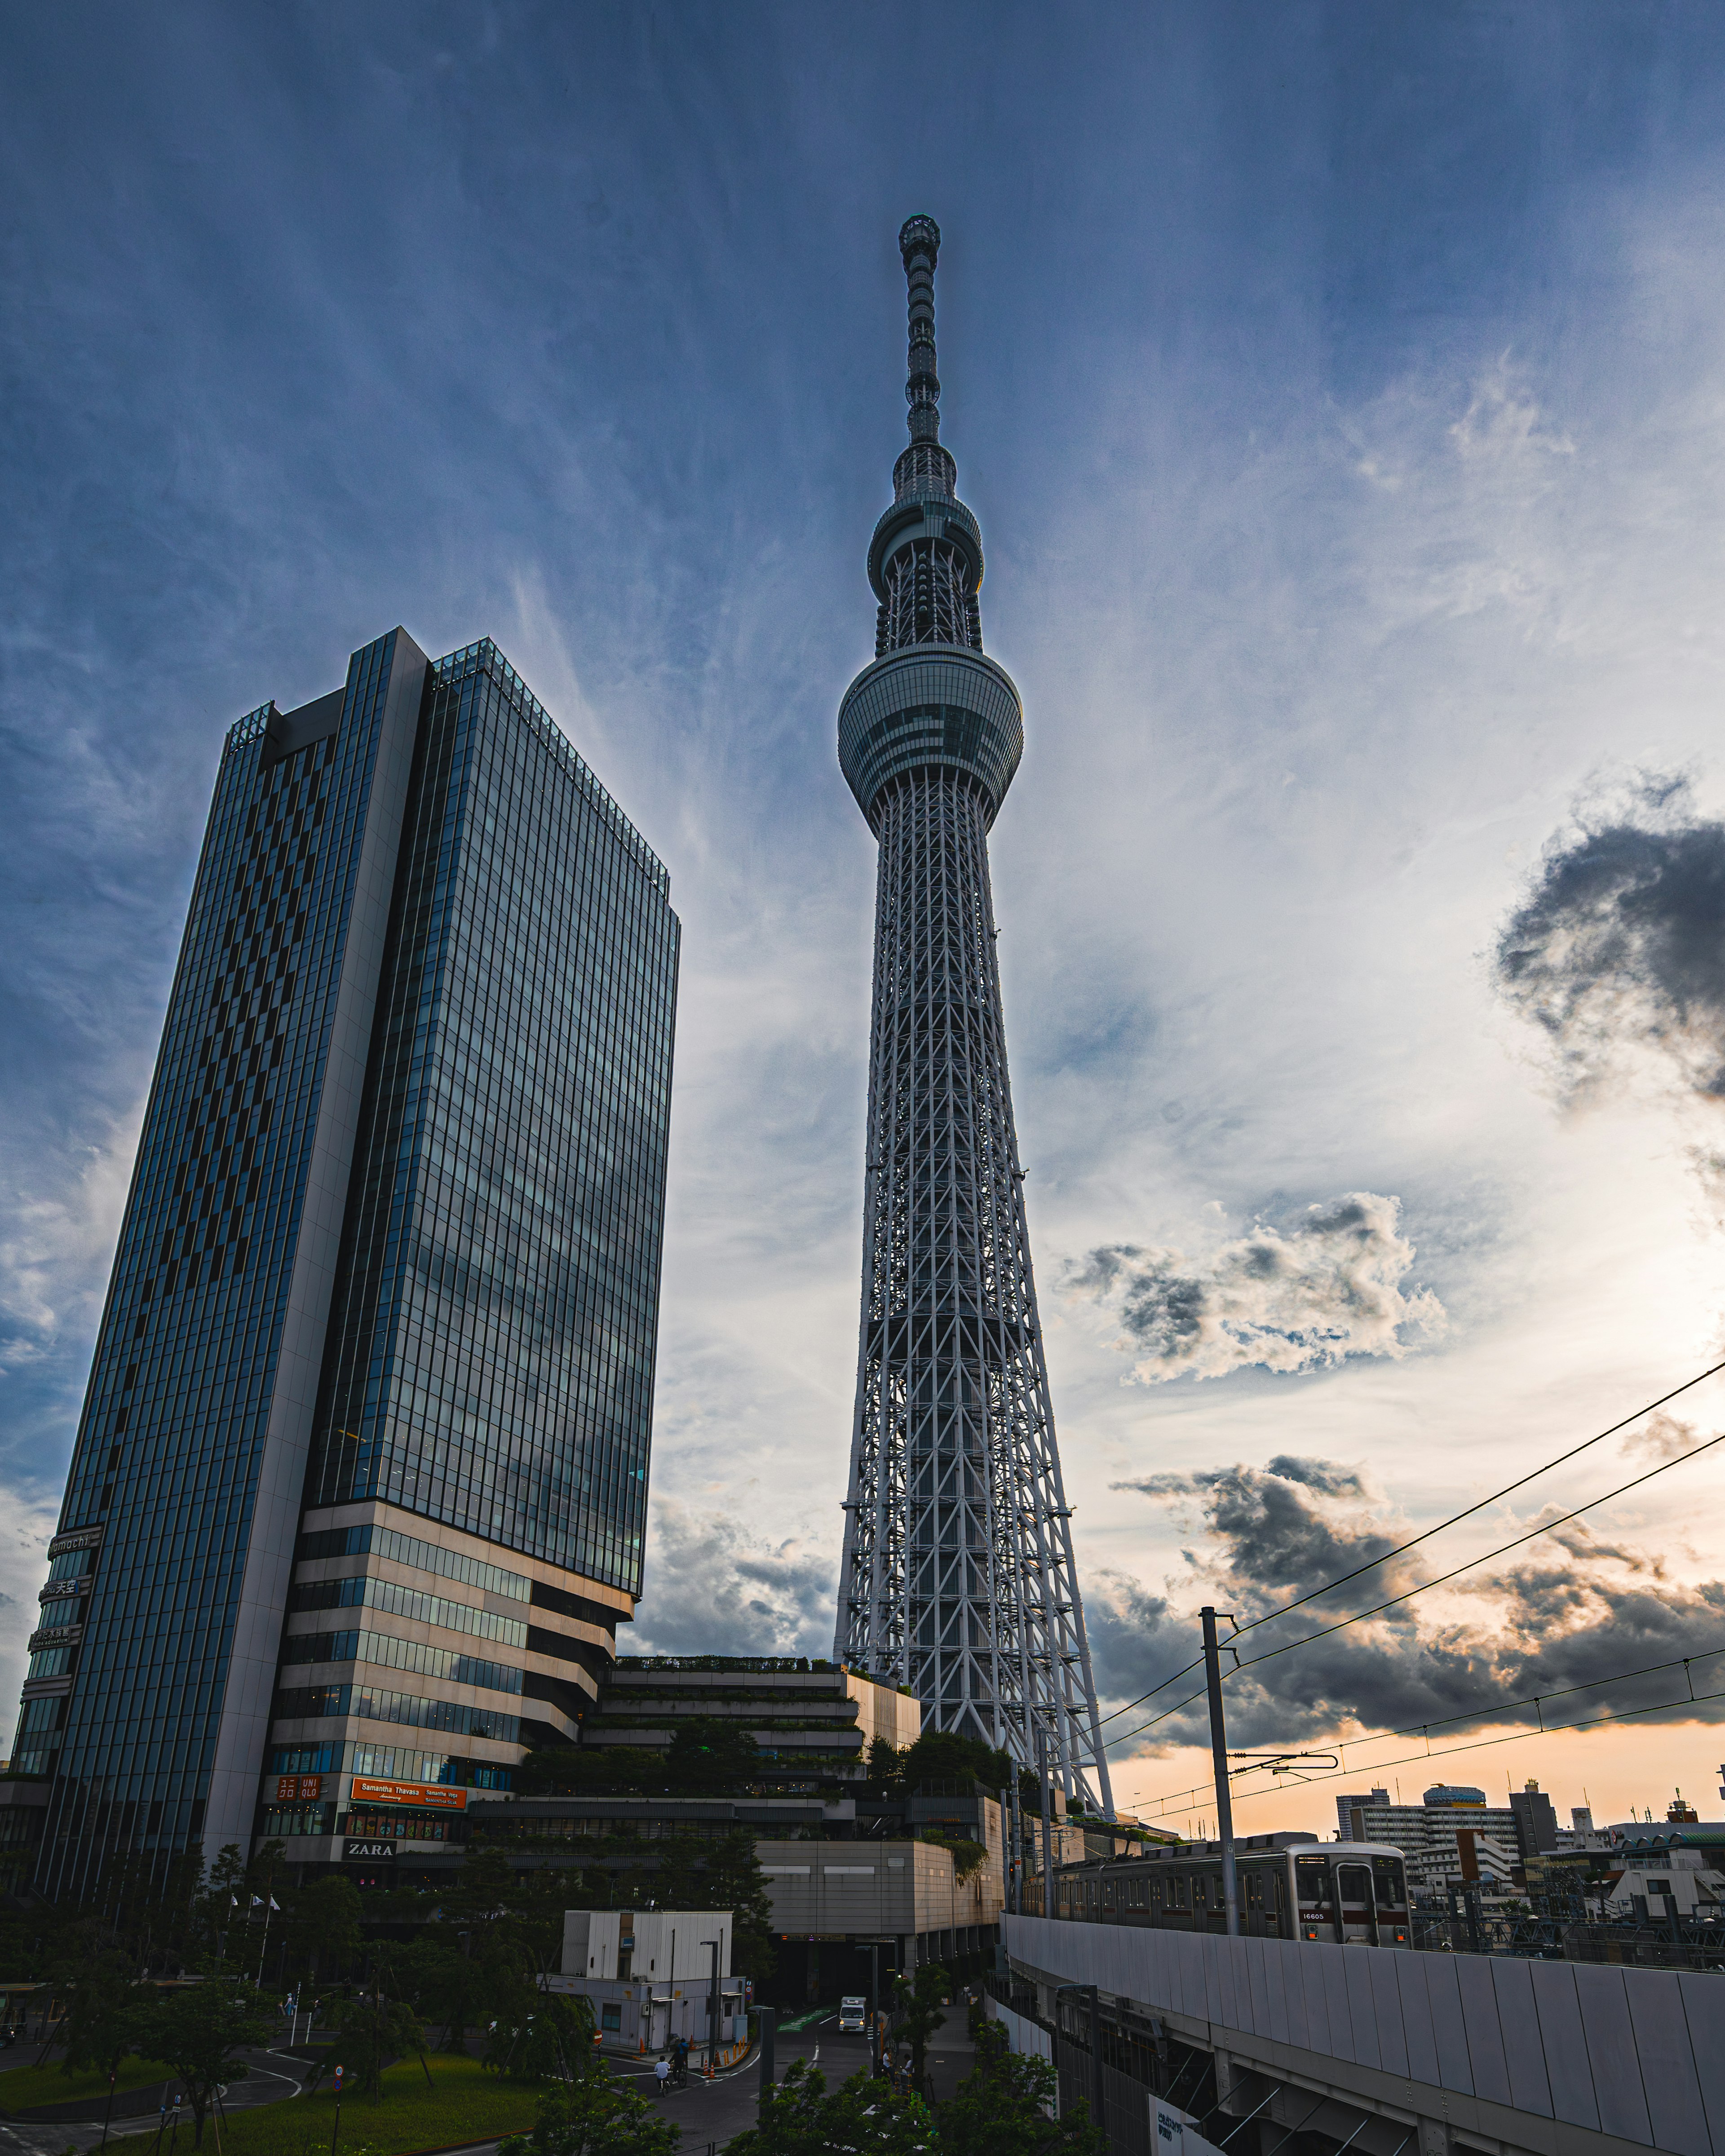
699 1939 720 2072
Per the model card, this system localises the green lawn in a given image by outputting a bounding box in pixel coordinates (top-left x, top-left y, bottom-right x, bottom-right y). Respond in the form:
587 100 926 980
0 2053 178 2113
193 2054 543 2156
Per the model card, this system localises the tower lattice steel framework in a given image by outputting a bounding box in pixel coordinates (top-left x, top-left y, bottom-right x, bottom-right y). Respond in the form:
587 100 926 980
833 216 1113 1812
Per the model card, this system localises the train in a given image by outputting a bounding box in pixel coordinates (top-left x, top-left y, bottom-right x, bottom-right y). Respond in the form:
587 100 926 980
1044 1829 1412 1947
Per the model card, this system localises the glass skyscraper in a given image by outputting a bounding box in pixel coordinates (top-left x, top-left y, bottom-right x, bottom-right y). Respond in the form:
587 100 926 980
7 630 679 1902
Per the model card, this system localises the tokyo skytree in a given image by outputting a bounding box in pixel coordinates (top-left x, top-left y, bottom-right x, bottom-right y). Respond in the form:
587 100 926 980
833 216 1113 1812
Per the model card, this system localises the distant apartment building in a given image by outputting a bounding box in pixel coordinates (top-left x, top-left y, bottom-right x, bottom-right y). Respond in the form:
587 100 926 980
1334 1783 1522 1896
1508 1779 1561 1856
1455 1826 1523 1893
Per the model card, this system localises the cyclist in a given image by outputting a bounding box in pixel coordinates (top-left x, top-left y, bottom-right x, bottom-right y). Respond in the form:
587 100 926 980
654 2055 671 2096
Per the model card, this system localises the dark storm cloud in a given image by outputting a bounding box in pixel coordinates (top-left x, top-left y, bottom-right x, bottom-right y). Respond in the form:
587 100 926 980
1113 1458 1402 1595
632 1500 836 1660
1083 1573 1187 1705
1496 773 1725 1104
1263 1456 1368 1497
1095 1451 1725 1756
1069 1194 1446 1381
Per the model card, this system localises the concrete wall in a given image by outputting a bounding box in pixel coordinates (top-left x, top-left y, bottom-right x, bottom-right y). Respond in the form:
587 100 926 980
846 1672 922 1752
758 1836 999 1941
542 1970 746 2054
561 1907 732 1982
1006 1911 1725 2156
986 1993 1052 2064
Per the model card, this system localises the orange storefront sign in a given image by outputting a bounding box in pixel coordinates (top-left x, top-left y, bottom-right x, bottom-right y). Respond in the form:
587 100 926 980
349 1776 467 1811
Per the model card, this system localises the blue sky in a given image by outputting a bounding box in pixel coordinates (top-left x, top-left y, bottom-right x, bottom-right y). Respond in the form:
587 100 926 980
9 2 1725 1825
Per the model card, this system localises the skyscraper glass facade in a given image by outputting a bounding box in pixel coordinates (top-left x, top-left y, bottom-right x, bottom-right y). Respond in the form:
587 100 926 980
7 632 678 1902
308 643 673 1586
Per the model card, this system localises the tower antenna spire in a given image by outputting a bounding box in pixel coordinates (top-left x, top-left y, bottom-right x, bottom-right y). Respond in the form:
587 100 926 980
833 220 1115 1817
889 216 961 526
900 214 943 447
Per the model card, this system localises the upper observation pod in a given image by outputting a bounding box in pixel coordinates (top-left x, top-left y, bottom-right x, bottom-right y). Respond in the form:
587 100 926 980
838 216 1024 832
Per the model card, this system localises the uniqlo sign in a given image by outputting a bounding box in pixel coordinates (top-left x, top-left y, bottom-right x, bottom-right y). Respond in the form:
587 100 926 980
275 1774 323 1802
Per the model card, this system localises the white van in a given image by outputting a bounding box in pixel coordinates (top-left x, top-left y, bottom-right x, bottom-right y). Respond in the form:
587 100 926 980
838 1995 867 2033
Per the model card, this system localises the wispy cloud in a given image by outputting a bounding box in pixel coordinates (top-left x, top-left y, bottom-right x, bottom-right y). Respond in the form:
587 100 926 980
0 1108 141 1384
1068 1194 1446 1382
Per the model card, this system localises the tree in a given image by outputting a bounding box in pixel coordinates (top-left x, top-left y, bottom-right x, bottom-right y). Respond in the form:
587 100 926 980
865 1738 905 1789
665 1719 761 1795
497 2051 679 2156
645 1833 705 1910
630 1829 774 1986
58 1948 145 2082
513 1750 658 1797
395 1931 493 2052
482 1986 591 2083
283 1873 363 1988
36 1920 109 2063
724 2058 935 2155
188 1846 249 1973
698 1831 776 1986
442 1849 569 1982
889 1963 949 2089
321 1983 429 2100
135 1977 274 2147
93 1851 203 1980
899 1731 1013 1797
938 2023 1105 2155
410 1851 586 2074
247 1839 290 1905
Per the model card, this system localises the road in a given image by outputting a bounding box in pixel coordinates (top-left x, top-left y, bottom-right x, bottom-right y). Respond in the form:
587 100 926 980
613 2007 976 2151
0 2050 305 2156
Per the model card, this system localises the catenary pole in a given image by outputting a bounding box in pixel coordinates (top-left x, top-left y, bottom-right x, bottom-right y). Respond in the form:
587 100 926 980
1200 1608 1239 1938
1036 1722 1055 1916
756 2005 776 2117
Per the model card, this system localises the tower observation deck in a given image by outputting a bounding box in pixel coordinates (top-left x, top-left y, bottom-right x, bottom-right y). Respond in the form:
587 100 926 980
834 216 1113 1813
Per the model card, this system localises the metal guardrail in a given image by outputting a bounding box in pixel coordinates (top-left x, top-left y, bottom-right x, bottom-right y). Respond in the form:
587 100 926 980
611 1656 839 1674
1410 1895 1725 1968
